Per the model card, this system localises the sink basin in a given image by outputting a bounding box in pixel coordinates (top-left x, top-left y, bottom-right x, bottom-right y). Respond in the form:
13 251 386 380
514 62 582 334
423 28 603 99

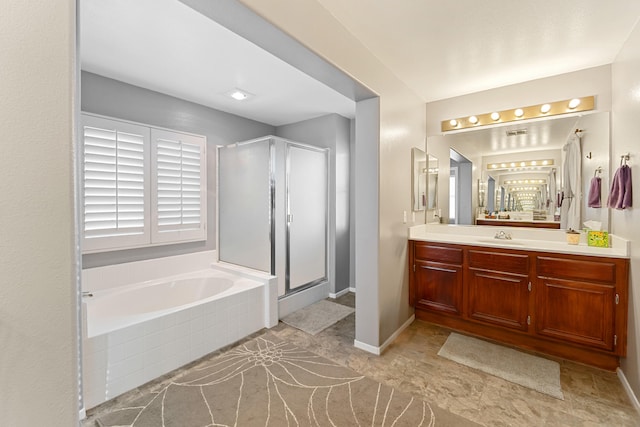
476 238 525 246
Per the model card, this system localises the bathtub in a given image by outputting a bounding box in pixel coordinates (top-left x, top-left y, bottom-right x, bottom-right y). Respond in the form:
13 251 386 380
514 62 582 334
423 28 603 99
84 269 262 338
81 251 277 410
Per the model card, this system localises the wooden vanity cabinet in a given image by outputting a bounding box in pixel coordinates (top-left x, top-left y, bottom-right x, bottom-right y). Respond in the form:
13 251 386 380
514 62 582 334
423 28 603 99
409 240 629 370
411 244 463 316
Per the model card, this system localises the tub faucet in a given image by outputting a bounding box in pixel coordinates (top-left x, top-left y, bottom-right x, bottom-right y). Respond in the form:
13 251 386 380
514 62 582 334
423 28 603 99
494 230 512 240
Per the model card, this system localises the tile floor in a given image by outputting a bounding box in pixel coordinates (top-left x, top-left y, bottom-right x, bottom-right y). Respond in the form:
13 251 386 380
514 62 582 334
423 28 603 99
83 292 640 426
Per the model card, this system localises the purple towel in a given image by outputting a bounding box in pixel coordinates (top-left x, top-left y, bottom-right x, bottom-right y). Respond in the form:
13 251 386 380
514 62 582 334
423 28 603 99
588 177 601 208
607 165 633 210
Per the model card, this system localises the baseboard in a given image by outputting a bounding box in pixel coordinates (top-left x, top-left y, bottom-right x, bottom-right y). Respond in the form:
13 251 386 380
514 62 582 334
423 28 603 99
354 339 381 355
353 314 415 356
379 314 415 354
617 368 640 414
349 286 356 293
329 288 350 299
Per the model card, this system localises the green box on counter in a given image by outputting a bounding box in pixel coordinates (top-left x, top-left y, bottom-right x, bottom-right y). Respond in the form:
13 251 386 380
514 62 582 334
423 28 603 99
587 231 609 247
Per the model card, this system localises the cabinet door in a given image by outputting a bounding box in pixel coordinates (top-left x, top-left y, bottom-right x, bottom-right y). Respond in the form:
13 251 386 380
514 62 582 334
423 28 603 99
536 277 615 351
468 269 530 331
415 260 463 316
467 249 530 331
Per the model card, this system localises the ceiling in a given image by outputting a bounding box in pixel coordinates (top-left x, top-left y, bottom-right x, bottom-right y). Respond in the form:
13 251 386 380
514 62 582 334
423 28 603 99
316 0 640 102
81 0 640 126
80 0 356 126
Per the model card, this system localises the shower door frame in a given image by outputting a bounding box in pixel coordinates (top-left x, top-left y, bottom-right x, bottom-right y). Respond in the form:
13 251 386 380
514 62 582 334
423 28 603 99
283 141 329 297
216 136 329 297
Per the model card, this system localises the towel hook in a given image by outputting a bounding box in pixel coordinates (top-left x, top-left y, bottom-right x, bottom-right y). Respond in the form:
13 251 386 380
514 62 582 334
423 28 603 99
594 166 602 177
621 153 630 166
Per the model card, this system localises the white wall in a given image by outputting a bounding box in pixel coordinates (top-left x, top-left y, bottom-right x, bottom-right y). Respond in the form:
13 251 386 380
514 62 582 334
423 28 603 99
239 0 427 347
612 19 640 398
0 1 79 425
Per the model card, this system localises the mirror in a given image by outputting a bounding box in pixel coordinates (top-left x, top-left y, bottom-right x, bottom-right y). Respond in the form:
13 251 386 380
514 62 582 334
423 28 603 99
427 111 611 231
427 154 438 210
411 148 427 211
412 148 439 212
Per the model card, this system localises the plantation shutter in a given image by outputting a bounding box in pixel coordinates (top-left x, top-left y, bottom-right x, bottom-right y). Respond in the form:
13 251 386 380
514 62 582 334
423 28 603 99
151 128 206 243
81 115 150 252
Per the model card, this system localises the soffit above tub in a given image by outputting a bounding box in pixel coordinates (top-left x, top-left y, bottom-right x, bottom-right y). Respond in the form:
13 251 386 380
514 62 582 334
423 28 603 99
315 0 640 102
80 0 356 126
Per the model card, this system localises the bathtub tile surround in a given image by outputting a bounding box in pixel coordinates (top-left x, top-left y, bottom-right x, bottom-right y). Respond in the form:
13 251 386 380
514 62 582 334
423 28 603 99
81 251 277 409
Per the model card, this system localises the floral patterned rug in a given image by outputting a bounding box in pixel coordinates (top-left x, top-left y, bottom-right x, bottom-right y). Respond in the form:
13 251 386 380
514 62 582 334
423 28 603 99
96 334 480 426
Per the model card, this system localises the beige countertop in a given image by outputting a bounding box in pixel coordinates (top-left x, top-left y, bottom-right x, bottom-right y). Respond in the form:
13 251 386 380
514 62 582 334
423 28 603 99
409 224 630 258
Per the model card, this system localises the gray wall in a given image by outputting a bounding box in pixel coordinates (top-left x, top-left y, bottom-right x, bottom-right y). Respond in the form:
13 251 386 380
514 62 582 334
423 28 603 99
81 71 275 268
276 113 352 293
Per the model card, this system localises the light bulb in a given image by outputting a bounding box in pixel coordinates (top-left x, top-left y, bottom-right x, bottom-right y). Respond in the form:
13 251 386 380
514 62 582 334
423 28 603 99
449 119 458 127
540 104 551 113
469 115 478 124
514 108 524 117
568 98 581 109
491 112 500 121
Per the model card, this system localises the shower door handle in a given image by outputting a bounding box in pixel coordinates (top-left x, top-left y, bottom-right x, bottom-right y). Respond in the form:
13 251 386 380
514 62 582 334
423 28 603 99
287 214 294 223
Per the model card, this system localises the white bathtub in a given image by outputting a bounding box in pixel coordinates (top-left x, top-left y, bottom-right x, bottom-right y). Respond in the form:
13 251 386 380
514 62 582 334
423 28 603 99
81 252 277 410
84 269 262 338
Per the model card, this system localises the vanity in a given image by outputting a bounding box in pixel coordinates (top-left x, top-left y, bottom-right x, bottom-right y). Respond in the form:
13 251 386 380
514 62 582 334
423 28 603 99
408 224 630 370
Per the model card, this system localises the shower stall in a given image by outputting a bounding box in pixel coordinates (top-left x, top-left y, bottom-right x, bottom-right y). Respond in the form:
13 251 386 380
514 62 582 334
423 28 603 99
217 136 329 297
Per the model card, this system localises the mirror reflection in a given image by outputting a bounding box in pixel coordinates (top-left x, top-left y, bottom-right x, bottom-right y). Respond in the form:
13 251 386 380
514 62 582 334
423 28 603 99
427 154 438 210
427 111 611 231
412 147 427 211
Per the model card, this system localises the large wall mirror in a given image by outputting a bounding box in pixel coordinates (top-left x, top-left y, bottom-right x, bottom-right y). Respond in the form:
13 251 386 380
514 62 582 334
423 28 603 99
427 111 611 231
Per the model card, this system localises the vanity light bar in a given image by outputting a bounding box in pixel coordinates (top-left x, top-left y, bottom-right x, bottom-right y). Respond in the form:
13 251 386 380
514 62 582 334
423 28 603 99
487 159 554 170
441 96 595 132
504 179 546 185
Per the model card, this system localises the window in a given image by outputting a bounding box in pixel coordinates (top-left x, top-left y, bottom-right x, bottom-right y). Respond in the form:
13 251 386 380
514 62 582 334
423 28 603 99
81 114 206 253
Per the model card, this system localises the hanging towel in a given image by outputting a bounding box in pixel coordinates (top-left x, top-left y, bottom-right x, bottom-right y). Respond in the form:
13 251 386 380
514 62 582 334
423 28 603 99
607 165 633 210
588 176 602 208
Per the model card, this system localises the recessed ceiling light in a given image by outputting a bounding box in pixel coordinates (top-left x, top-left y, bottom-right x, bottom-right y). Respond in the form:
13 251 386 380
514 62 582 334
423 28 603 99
225 88 254 101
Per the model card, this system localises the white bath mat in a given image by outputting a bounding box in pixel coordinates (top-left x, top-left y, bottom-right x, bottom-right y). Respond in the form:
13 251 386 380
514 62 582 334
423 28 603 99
438 332 564 400
281 299 354 335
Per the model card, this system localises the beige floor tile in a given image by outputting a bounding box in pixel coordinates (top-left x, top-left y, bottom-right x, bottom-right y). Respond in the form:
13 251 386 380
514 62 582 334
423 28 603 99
83 293 640 427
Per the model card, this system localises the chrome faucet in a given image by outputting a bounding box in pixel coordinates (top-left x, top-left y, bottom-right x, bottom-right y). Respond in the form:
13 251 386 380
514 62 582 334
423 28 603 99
494 230 512 240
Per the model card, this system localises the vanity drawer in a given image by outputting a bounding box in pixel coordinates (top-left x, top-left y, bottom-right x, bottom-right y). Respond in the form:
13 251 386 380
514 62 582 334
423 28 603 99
414 243 463 264
536 256 617 284
468 249 529 274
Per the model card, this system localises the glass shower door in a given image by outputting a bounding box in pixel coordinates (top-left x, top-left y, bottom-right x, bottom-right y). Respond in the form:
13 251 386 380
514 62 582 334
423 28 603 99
217 140 273 272
286 144 328 293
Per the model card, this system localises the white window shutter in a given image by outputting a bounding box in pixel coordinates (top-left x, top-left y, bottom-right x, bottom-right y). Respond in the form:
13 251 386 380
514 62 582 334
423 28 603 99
151 128 207 243
81 115 150 252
